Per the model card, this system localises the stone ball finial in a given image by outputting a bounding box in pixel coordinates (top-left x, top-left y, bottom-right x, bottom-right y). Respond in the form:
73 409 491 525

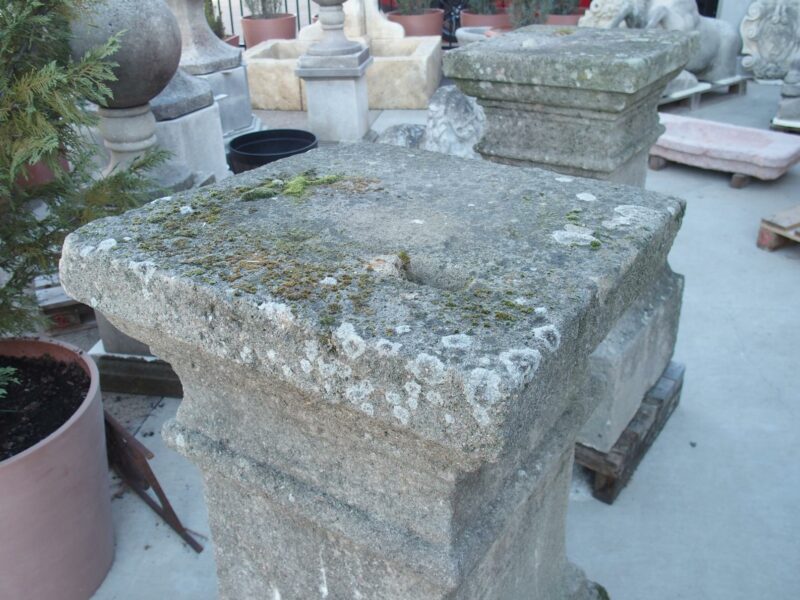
71 0 182 108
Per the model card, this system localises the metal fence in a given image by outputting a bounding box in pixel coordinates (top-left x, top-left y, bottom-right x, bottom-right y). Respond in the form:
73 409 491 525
212 0 317 39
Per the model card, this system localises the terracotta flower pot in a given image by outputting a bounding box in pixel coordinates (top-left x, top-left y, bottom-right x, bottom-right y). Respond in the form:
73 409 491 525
14 155 70 190
546 13 581 25
387 8 444 37
0 337 114 600
225 34 240 47
460 9 512 30
241 14 297 48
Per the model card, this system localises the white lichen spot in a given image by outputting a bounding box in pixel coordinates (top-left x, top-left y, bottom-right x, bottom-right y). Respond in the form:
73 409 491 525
533 325 561 351
393 405 410 425
128 260 158 285
123 236 132 242
272 584 282 600
80 245 96 257
367 255 403 278
467 203 476 207
179 205 194 215
152 195 172 204
552 228 599 247
97 238 117 251
426 390 443 405
385 391 402 405
282 365 294 378
258 302 295 326
240 346 253 362
300 359 313 374
535 306 548 316
602 204 660 230
304 340 320 362
513 297 531 306
466 368 502 407
395 324 411 335
444 413 454 425
404 381 421 406
267 350 277 362
346 381 374 404
319 556 329 598
320 276 338 286
334 322 366 359
499 348 542 385
90 297 99 308
555 176 574 183
406 353 446 384
576 192 597 202
360 402 374 416
441 334 472 350
478 356 492 367
472 404 491 427
375 338 402 356
410 219 425 225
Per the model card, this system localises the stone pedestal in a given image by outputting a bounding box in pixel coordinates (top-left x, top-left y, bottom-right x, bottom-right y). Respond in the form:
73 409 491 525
166 0 261 143
60 143 685 600
297 48 373 141
443 26 694 187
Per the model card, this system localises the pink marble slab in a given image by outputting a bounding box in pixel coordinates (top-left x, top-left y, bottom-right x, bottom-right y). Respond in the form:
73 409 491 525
651 113 800 180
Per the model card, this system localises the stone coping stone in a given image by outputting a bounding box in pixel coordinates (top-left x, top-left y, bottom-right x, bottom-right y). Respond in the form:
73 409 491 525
444 25 695 97
653 112 800 179
60 144 683 465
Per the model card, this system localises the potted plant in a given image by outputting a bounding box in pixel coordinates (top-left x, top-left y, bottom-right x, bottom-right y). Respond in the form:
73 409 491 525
387 0 445 37
1 2 164 598
509 0 551 27
546 0 580 24
460 0 512 31
241 0 297 48
205 0 240 47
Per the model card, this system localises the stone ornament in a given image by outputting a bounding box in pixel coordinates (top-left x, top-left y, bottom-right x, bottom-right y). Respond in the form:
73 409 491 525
741 0 800 80
166 0 241 75
578 0 740 82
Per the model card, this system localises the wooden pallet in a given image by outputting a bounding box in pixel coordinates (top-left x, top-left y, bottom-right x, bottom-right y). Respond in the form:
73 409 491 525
34 274 94 330
757 205 800 251
575 361 685 505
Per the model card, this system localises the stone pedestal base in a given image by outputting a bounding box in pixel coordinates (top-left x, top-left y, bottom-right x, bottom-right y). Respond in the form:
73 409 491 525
578 269 683 453
156 102 231 183
297 48 372 142
195 65 261 144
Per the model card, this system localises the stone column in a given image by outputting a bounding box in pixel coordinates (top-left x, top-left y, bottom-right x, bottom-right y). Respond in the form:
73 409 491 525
296 0 372 141
444 26 694 187
166 0 261 143
61 144 685 599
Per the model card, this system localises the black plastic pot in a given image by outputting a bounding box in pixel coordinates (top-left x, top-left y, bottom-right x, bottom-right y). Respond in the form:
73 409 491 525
228 129 318 174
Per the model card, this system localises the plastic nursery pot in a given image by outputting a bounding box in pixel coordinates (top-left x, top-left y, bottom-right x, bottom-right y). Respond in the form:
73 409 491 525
241 14 297 48
0 337 114 600
460 9 512 30
387 8 445 36
228 129 319 174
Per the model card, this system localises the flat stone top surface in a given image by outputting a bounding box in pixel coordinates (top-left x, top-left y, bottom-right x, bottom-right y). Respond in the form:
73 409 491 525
61 144 683 460
444 25 694 94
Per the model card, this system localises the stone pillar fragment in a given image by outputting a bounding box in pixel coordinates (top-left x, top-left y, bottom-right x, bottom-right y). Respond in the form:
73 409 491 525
443 26 694 187
60 144 685 599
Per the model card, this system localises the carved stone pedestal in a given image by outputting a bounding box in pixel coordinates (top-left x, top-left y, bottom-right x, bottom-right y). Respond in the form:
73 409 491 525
61 144 685 600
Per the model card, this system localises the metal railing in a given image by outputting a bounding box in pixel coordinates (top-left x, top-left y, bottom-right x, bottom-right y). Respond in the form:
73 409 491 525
212 0 317 40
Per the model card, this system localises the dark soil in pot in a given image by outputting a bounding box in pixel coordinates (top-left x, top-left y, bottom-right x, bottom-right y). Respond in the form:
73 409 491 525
0 355 90 461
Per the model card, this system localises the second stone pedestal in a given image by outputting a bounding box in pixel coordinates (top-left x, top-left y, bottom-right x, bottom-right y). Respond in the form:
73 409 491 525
444 26 694 187
297 48 373 142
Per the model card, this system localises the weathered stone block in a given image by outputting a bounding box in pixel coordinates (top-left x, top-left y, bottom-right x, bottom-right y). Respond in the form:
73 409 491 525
578 268 683 453
60 144 684 599
444 26 694 186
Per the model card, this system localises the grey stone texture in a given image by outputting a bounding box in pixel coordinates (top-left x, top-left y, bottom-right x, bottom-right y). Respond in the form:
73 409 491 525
578 268 684 453
444 25 695 186
376 123 427 149
196 65 262 143
71 0 182 109
151 68 214 121
60 144 684 599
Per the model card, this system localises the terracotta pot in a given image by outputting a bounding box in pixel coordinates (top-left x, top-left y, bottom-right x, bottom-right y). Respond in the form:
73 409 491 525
546 14 581 25
241 14 297 48
460 9 512 30
0 337 114 600
225 34 240 47
387 8 444 37
14 155 70 190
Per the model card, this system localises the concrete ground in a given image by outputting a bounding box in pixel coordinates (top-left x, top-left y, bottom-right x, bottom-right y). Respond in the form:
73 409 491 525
79 82 799 599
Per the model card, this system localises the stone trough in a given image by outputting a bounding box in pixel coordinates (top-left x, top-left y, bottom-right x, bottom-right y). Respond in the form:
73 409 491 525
246 36 442 111
650 112 800 186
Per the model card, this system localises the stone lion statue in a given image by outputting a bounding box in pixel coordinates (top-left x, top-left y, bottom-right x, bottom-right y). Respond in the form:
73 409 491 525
579 0 741 82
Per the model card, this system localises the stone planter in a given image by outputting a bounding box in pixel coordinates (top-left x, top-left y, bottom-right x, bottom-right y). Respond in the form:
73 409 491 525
242 14 297 47
547 14 581 25
460 10 512 30
387 8 444 37
0 337 114 600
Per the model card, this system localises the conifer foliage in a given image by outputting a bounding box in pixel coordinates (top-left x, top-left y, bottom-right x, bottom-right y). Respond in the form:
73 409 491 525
0 0 164 335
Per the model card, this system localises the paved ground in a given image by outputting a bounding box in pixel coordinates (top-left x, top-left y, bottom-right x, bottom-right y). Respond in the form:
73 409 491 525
79 82 799 599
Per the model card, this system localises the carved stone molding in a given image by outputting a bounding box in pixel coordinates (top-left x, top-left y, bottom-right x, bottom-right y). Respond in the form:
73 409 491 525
741 0 800 80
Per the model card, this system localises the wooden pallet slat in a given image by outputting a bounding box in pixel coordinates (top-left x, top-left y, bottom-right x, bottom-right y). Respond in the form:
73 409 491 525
757 205 800 251
575 361 685 505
